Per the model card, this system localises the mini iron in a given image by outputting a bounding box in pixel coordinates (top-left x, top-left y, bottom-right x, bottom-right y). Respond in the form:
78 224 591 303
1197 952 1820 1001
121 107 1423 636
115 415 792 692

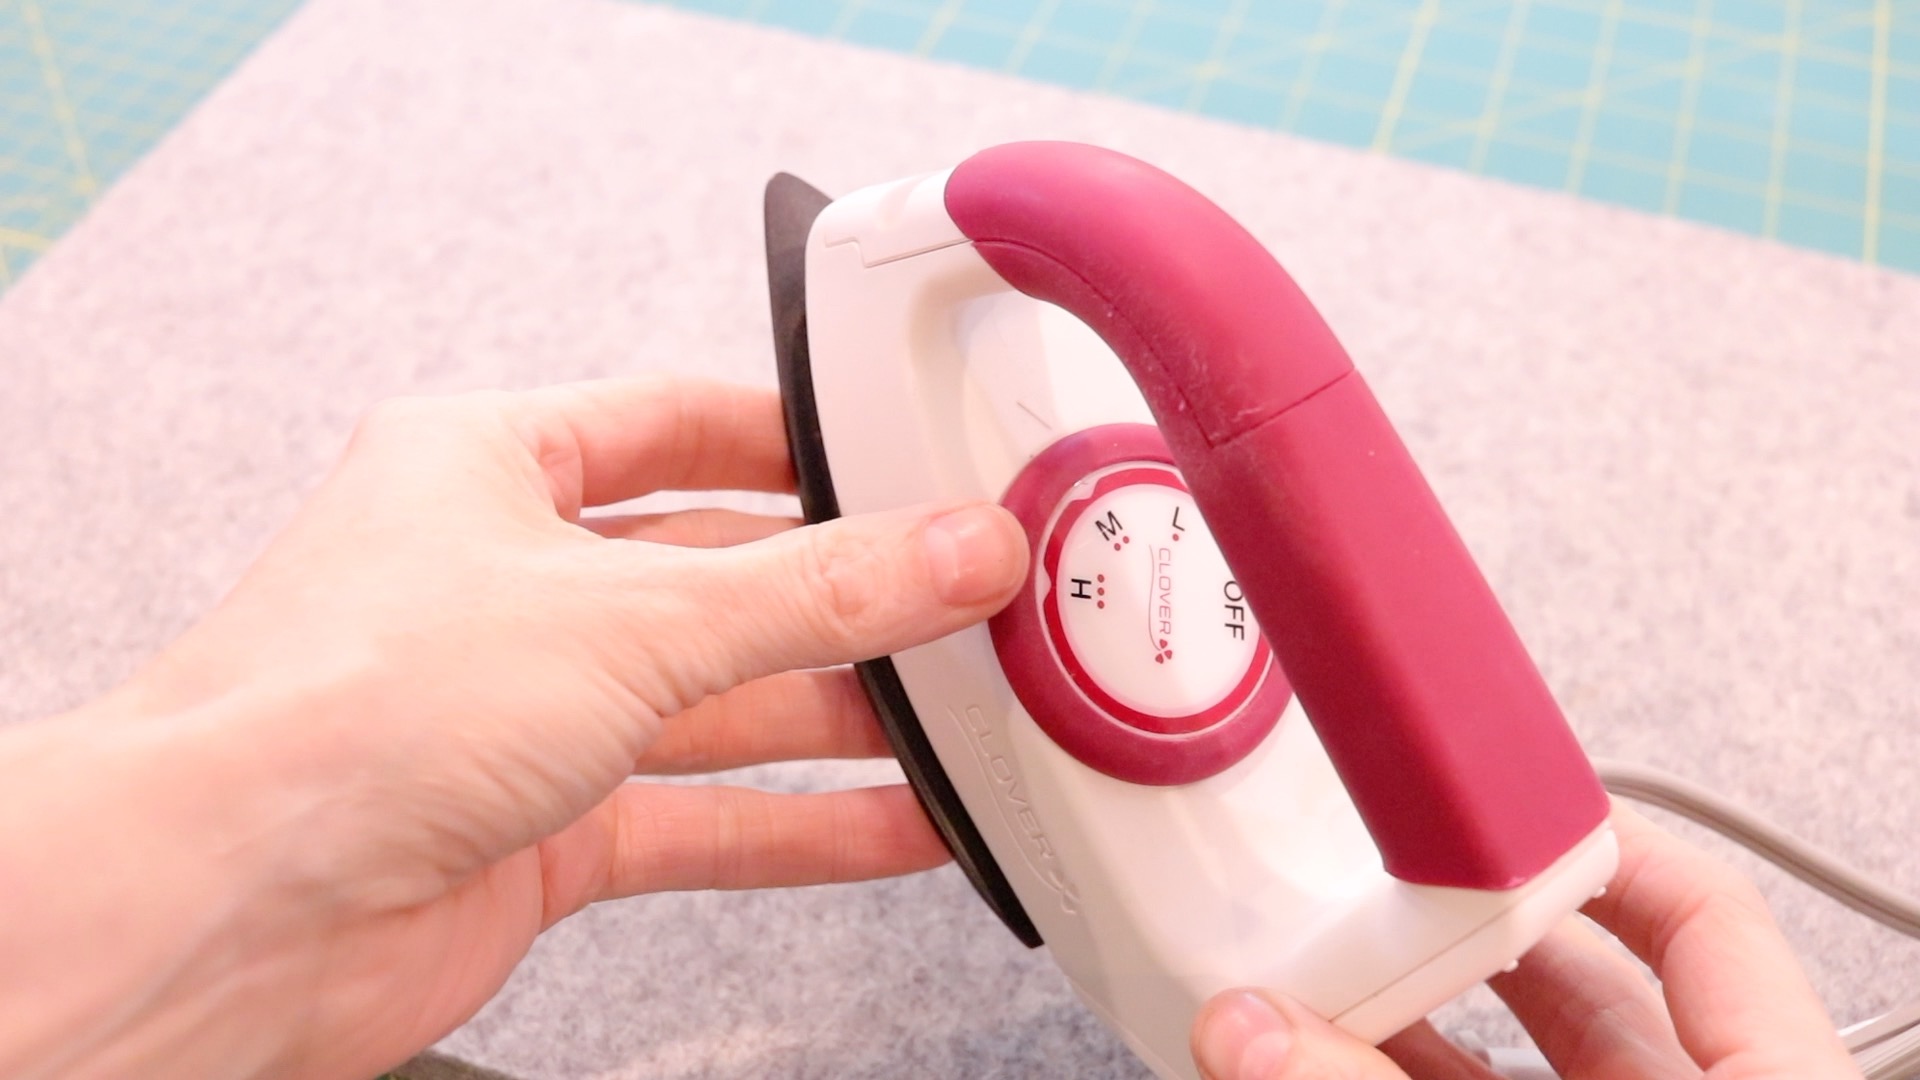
762 142 1617 1080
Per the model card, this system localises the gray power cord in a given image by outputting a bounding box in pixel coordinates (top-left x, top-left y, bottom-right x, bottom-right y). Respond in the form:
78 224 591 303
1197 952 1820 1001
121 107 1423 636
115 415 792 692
1594 760 1920 1078
1846 1002 1920 1080
1472 760 1920 1080
1594 760 1920 940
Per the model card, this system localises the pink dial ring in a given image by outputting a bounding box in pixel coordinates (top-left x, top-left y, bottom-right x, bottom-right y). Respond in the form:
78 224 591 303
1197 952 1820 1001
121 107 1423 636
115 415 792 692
990 423 1291 786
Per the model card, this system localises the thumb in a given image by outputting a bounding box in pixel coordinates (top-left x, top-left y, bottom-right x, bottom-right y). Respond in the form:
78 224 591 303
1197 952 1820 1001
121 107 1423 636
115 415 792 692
654 500 1029 699
1193 991 1413 1080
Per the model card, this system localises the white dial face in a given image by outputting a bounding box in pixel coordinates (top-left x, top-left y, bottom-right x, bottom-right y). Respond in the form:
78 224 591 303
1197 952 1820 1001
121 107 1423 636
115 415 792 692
1049 473 1261 720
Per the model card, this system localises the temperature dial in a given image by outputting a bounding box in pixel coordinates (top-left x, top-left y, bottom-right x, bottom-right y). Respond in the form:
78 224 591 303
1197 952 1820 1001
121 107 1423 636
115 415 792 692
1047 467 1266 732
992 425 1290 785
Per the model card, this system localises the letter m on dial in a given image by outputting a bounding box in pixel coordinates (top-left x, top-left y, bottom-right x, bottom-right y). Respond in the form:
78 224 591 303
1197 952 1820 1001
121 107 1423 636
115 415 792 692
1093 511 1124 542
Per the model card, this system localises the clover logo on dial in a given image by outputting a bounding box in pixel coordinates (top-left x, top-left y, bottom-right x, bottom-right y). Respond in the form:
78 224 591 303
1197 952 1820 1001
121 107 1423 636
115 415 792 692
1042 464 1268 735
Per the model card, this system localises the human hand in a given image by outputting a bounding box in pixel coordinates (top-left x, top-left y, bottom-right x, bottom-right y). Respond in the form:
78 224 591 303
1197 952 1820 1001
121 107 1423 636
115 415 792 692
0 377 1028 1080
1190 807 1859 1079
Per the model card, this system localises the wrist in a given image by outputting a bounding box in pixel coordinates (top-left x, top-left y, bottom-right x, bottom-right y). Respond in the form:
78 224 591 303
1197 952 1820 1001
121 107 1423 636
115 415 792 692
0 693 319 1079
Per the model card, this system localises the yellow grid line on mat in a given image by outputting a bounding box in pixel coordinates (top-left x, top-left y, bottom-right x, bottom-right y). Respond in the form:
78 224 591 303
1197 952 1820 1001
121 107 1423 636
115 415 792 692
912 0 960 54
1182 0 1251 112
1467 0 1532 171
1761 0 1801 239
1280 0 1348 130
1865 0 1891 263
1660 0 1714 215
1092 0 1152 91
1563 0 1625 192
1001 0 1060 73
0 224 53 249
20 0 94 199
1371 0 1440 150
1399 23 1777 154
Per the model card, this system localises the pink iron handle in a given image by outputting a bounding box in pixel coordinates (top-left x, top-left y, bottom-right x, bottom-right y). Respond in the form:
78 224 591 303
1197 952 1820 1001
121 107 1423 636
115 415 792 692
946 141 1607 891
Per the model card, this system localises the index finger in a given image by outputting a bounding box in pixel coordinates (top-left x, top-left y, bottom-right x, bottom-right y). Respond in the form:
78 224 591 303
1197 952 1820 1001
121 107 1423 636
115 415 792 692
1584 806 1856 1076
514 377 796 513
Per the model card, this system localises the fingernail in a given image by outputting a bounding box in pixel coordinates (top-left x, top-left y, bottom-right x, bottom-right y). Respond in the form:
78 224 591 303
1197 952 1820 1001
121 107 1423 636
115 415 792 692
1197 992 1294 1079
924 504 1022 606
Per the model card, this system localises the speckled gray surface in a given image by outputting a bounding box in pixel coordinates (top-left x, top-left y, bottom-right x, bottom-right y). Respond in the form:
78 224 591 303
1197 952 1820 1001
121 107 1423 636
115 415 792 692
0 0 1915 1076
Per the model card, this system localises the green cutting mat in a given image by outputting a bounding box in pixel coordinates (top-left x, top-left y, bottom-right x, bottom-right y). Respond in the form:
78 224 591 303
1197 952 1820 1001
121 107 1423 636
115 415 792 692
0 0 305 287
4 0 1919 292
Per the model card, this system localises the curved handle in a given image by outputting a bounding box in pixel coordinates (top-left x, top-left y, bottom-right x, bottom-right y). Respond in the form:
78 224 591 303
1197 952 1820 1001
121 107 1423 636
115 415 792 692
946 141 1607 890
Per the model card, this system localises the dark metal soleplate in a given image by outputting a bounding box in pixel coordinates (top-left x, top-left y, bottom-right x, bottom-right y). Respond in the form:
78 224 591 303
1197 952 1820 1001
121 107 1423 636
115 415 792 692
763 172 1042 949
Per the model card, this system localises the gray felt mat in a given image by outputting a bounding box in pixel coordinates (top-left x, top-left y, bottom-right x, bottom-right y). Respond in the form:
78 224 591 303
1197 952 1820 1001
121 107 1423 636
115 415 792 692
1 0 1915 1076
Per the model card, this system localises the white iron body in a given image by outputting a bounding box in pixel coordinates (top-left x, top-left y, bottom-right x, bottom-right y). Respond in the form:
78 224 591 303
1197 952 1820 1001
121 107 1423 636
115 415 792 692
804 168 1617 1079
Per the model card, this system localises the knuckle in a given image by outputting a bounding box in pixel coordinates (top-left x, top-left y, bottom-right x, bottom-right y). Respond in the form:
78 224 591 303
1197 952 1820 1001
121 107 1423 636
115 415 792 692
827 796 859 884
680 700 732 772
710 788 772 889
793 527 893 649
352 394 437 442
1647 868 1770 969
601 554 728 712
452 387 518 416
1663 829 1775 916
350 391 507 453
355 389 511 435
1694 867 1774 930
